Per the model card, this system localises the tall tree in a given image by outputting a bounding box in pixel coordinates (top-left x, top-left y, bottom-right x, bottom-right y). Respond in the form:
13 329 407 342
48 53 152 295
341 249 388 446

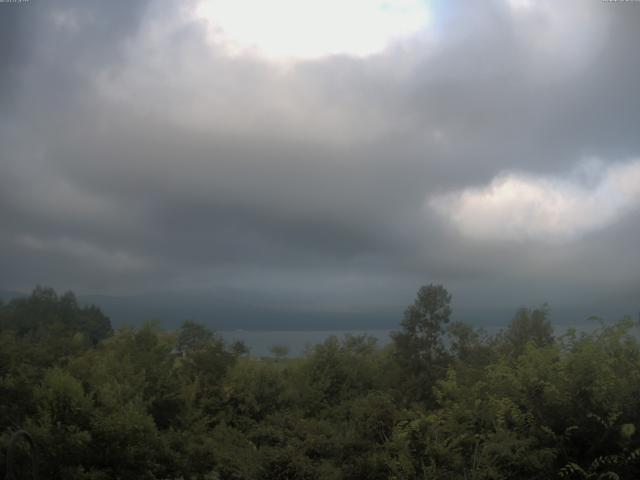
391 284 452 402
501 304 554 357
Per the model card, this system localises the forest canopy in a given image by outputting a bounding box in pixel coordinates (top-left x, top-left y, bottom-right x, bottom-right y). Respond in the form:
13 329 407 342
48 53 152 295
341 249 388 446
1 285 640 479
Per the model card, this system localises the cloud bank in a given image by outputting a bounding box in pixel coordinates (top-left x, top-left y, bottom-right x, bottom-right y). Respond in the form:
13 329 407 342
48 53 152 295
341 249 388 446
430 159 640 243
1 0 640 321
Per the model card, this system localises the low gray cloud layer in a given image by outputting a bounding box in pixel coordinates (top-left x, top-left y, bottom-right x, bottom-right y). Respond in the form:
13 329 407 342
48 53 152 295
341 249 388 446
2 0 639 322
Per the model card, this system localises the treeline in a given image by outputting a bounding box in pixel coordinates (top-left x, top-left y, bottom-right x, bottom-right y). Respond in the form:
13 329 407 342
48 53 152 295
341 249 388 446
1 285 640 479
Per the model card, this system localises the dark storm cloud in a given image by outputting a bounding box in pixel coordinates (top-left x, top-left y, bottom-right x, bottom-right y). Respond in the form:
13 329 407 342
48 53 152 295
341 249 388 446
0 2 38 111
1 0 640 319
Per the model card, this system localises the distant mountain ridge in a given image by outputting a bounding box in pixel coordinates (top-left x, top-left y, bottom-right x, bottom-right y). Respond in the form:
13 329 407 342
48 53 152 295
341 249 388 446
1 288 633 332
79 291 400 331
0 289 398 330
0 290 27 302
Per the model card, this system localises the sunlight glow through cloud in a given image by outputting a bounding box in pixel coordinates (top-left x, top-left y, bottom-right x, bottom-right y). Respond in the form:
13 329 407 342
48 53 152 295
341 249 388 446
429 160 640 243
193 0 431 59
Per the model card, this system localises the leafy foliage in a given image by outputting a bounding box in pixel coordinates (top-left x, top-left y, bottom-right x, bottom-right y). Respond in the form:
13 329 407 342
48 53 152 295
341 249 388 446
2 285 640 479
391 284 452 402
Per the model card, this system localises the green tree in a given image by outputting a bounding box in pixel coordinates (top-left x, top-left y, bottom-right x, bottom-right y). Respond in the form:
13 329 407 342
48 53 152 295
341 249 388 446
177 320 214 353
500 304 554 357
0 287 112 346
270 345 290 360
391 284 452 402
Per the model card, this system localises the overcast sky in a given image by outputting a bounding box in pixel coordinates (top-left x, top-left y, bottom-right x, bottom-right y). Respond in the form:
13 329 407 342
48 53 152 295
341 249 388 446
1 0 639 320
